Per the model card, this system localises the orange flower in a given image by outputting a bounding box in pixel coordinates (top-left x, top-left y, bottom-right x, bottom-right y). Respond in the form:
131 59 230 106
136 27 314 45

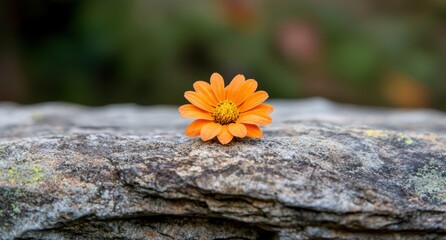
179 73 273 144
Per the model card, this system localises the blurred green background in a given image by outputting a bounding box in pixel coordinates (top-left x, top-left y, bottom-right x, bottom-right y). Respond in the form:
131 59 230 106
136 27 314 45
1 0 445 110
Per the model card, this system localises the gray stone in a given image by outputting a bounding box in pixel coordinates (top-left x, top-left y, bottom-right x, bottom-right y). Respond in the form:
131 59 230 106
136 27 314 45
0 98 445 239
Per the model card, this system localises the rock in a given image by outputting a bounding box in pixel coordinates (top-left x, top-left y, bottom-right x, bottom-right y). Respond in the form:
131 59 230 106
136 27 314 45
0 98 445 239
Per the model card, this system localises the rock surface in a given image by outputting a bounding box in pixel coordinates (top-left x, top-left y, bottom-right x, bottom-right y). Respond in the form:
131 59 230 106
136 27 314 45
0 98 445 239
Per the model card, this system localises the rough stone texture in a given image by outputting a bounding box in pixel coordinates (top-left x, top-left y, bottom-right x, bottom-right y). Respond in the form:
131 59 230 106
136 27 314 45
0 98 445 240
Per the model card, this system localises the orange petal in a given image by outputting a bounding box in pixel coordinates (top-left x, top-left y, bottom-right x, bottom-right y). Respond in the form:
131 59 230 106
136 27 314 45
200 122 222 141
217 125 233 144
238 91 269 112
179 104 213 120
228 123 247 138
242 104 274 115
225 74 245 101
184 91 214 112
185 119 211 137
245 124 263 138
193 81 218 106
237 112 272 126
210 73 225 102
234 80 258 106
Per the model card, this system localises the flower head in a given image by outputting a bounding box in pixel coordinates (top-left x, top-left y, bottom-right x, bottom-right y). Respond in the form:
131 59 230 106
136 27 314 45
179 73 273 144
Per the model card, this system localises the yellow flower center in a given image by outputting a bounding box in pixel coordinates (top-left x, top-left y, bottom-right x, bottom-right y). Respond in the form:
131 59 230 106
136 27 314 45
213 100 239 125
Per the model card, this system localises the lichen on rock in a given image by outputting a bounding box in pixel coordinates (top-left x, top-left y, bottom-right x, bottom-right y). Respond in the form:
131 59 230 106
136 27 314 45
408 161 446 204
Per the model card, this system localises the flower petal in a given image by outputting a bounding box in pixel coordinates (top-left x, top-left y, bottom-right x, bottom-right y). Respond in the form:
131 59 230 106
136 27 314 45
210 72 225 102
238 91 269 112
237 112 272 126
234 80 258 106
242 104 274 115
200 122 223 141
179 104 213 120
228 123 247 138
217 125 233 144
225 74 245 101
184 91 215 112
245 124 263 138
256 104 274 114
185 119 211 137
193 81 218 106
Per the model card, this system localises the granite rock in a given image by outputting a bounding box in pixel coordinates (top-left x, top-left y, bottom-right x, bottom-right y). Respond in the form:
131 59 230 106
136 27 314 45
0 98 445 239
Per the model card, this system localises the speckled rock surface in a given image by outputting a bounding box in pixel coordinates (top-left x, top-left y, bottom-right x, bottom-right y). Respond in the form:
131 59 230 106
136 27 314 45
0 98 445 240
